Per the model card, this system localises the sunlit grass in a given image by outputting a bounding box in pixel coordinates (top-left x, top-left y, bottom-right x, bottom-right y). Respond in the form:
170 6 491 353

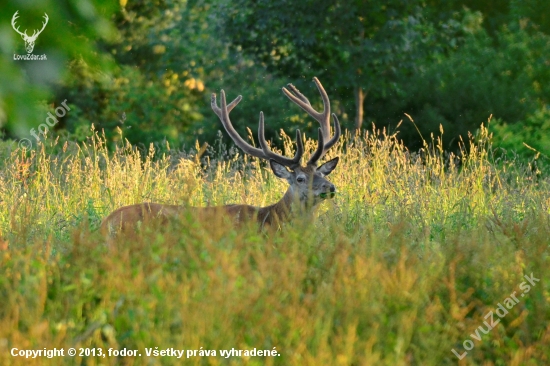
0 124 549 365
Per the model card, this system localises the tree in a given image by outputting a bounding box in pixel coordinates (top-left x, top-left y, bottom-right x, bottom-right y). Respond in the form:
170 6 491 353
57 0 215 147
0 0 117 140
424 0 510 35
366 16 550 157
510 0 550 34
221 0 456 131
52 0 307 149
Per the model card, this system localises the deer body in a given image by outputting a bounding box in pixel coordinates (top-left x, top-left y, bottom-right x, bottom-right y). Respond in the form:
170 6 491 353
101 198 282 235
101 77 340 236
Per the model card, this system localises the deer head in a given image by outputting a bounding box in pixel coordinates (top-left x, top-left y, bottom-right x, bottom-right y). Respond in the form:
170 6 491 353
11 11 49 54
211 77 341 210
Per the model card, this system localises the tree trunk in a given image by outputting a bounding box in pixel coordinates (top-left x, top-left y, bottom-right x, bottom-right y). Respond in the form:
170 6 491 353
354 86 366 133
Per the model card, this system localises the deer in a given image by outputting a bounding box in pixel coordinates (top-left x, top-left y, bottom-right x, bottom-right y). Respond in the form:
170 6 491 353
100 77 341 236
11 11 49 54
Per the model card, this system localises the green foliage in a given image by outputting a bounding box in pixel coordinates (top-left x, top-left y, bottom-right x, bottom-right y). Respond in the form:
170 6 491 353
220 0 474 131
369 19 550 159
491 111 550 160
57 0 311 149
57 0 212 148
510 0 550 34
0 0 117 137
424 0 511 35
2 0 549 173
60 59 204 147
223 0 432 89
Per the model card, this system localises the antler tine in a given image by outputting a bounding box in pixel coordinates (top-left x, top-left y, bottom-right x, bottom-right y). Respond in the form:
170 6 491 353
258 112 303 168
284 83 311 105
211 91 267 159
282 77 340 161
307 128 325 166
324 113 341 152
211 91 242 114
282 77 331 138
212 91 303 167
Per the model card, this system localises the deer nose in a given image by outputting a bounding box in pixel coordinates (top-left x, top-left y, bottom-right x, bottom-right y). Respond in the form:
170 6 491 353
322 183 335 191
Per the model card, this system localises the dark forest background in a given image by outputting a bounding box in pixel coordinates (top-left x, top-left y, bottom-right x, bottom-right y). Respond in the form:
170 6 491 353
1 0 549 159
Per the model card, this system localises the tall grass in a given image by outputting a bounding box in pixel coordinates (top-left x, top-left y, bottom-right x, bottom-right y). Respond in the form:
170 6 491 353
0 124 549 365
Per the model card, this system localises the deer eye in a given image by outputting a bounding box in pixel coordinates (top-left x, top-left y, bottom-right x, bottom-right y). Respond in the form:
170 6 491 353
297 176 305 183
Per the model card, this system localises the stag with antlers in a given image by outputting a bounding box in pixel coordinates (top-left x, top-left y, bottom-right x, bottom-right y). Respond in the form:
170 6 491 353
101 77 341 235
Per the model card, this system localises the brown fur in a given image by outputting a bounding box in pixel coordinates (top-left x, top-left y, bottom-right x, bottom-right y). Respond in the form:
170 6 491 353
99 190 299 237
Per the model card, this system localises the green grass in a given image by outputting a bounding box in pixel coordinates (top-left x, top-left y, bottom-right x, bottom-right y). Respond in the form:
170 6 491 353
0 125 549 365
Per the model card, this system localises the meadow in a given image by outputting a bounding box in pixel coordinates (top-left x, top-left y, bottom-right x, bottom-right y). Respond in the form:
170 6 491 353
0 124 549 365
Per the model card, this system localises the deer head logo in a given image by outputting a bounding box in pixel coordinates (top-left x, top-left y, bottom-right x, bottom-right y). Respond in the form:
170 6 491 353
11 11 49 54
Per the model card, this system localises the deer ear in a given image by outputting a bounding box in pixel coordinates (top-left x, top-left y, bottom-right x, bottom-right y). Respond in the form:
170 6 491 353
270 160 292 180
317 157 339 176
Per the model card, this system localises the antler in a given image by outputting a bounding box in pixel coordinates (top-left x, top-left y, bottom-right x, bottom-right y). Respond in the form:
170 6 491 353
282 77 341 165
211 91 303 168
11 11 26 37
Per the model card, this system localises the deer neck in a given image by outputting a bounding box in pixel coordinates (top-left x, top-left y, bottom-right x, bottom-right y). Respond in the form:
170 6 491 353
259 187 314 227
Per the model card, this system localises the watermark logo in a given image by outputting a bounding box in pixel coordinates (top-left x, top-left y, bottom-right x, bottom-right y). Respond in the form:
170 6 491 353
11 11 48 61
451 273 540 360
18 100 70 150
